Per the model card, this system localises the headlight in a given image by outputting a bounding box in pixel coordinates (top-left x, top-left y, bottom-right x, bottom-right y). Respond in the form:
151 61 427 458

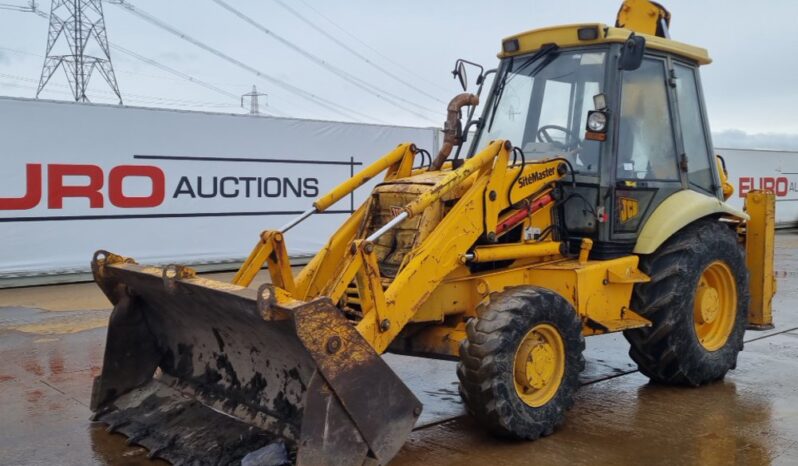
586 111 608 133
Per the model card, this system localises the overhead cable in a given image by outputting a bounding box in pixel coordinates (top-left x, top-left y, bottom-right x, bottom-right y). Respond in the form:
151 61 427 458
110 44 290 117
211 0 439 123
272 0 446 105
109 0 382 123
295 0 452 94
13 4 278 115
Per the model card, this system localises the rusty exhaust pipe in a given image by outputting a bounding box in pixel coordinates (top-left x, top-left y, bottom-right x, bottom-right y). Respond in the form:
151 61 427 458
431 93 479 170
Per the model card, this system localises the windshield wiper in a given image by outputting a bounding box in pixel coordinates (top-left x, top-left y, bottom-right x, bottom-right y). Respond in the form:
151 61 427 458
487 44 559 132
513 43 560 78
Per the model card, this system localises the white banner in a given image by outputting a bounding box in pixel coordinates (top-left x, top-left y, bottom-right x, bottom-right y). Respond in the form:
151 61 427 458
0 97 437 280
2 96 795 283
718 148 798 228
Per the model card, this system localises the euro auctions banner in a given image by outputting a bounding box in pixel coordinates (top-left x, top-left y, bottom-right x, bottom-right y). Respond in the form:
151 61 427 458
718 148 798 228
0 97 437 281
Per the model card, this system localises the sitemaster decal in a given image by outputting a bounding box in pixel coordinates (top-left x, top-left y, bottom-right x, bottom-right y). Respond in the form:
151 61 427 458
517 167 557 188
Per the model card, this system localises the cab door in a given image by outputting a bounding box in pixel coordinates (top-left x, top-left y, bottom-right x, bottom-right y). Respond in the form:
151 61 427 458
610 56 684 241
671 61 719 197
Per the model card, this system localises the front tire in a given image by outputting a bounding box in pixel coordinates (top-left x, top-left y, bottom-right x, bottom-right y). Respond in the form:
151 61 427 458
624 219 749 386
457 287 585 439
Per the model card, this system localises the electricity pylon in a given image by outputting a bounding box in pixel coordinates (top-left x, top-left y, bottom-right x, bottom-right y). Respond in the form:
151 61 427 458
36 0 122 103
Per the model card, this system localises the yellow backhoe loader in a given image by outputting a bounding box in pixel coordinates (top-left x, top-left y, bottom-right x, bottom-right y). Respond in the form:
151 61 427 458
89 1 776 464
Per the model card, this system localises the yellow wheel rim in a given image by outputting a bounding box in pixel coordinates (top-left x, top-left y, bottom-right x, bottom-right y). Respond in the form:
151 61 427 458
693 261 737 351
513 323 565 407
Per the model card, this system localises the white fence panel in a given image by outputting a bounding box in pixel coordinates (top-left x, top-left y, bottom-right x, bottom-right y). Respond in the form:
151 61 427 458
0 97 437 282
718 148 798 227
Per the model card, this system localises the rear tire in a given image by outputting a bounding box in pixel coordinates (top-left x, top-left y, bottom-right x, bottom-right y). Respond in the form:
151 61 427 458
624 219 749 386
457 287 585 439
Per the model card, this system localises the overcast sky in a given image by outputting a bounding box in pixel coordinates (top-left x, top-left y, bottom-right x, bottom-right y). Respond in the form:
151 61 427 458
0 0 796 145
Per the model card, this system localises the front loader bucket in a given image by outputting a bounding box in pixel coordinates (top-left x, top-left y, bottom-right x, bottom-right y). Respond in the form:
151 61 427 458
89 251 421 466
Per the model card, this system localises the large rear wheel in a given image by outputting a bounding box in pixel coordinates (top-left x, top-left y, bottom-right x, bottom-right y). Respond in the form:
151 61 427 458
457 287 585 439
624 219 749 386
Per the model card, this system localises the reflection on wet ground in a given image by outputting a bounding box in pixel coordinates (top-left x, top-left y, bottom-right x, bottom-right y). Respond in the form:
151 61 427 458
2 234 798 465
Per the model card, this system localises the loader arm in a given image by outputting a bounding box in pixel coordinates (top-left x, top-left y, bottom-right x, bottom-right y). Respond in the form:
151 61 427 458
234 138 567 355
358 157 566 352
232 143 418 289
293 140 565 353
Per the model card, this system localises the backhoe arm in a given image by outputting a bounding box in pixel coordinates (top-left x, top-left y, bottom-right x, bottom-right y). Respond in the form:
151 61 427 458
616 0 671 37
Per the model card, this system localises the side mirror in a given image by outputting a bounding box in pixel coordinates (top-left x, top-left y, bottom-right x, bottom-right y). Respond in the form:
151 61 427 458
454 61 468 91
451 59 484 92
618 35 646 71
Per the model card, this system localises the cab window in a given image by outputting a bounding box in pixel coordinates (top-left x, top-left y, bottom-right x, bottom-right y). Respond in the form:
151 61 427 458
617 58 679 181
481 50 607 173
673 63 714 192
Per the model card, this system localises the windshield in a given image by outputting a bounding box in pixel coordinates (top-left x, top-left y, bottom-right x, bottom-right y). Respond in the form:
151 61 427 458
479 49 607 173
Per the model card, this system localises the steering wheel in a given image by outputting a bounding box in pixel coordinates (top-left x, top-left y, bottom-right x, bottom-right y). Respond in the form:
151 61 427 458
536 125 582 151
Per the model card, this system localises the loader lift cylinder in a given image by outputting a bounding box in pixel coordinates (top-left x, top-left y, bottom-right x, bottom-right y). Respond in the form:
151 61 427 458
280 207 316 233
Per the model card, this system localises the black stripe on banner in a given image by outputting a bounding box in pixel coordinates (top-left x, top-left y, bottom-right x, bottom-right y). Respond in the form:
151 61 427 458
133 154 363 166
0 210 353 223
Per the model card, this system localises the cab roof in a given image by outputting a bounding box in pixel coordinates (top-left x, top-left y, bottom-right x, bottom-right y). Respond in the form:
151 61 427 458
499 23 711 65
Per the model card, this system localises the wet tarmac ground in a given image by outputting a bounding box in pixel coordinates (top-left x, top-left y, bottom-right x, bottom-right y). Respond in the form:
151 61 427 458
2 233 798 465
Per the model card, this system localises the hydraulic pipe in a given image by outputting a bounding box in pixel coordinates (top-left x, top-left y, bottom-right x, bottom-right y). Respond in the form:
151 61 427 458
279 208 316 233
465 241 563 263
274 144 413 235
495 192 554 235
313 144 412 212
366 212 408 243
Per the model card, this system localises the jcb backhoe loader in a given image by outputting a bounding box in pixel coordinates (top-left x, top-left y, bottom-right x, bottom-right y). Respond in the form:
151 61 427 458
89 1 776 464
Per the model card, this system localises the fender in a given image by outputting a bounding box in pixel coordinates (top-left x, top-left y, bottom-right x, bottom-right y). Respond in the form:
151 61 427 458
634 189 748 255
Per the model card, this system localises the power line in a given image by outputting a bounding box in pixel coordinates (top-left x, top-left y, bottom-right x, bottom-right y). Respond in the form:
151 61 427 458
110 43 289 117
272 0 447 105
294 0 452 95
210 0 439 123
0 45 42 57
8 0 422 123
108 0 383 123
11 7 289 117
0 72 241 108
0 1 37 12
111 45 238 100
2 72 223 105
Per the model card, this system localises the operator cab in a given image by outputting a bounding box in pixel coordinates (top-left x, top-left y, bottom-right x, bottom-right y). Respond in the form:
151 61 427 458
480 48 605 175
465 24 719 258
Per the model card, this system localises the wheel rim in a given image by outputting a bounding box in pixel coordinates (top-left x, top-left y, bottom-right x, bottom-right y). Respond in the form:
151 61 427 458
513 323 565 407
693 261 737 351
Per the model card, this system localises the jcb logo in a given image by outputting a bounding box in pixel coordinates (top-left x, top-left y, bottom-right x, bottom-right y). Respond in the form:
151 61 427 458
618 197 639 224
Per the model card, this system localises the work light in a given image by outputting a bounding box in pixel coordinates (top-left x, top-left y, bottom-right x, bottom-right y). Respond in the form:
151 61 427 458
586 110 608 133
